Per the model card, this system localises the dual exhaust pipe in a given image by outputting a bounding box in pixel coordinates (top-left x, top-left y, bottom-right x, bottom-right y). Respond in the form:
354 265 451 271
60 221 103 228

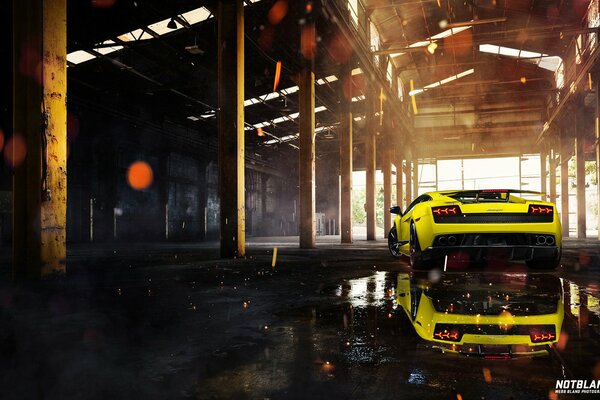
535 235 555 246
437 235 457 246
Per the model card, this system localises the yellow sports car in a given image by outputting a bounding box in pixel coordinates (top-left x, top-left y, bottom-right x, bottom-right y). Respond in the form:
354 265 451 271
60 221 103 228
387 189 562 269
395 272 564 358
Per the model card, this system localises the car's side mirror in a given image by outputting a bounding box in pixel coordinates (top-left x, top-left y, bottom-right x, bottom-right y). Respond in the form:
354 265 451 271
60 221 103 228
389 206 402 215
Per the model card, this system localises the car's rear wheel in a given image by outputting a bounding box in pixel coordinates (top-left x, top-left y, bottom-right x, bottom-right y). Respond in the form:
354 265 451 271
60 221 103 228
388 226 402 258
409 223 424 269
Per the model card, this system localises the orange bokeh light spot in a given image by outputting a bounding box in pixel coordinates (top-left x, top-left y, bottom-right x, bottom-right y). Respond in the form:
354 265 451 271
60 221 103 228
268 0 288 25
4 134 27 168
482 367 492 384
127 161 154 190
328 32 353 64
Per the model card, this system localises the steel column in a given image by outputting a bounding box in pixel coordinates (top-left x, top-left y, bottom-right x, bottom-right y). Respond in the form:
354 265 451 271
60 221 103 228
395 148 403 209
540 149 547 201
365 90 376 241
13 0 67 279
383 148 392 236
405 158 412 204
596 72 600 240
340 64 353 243
298 67 316 248
412 158 419 198
550 149 557 205
217 0 245 257
576 103 586 238
560 133 570 238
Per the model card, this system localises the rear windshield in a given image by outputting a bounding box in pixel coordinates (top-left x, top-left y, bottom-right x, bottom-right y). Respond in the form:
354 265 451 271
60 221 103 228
448 192 511 204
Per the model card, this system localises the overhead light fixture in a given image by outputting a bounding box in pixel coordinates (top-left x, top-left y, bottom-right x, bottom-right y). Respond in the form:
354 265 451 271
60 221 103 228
185 45 204 55
427 42 438 54
167 18 178 29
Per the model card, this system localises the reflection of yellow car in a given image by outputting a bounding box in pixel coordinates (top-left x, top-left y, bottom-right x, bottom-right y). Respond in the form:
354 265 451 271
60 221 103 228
395 273 564 358
387 190 562 269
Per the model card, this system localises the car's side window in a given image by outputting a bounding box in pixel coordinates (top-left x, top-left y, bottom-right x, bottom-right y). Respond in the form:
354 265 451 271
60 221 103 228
404 195 432 215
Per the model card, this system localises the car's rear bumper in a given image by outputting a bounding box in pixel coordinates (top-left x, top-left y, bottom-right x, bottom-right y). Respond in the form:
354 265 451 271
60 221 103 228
429 342 551 358
422 244 560 262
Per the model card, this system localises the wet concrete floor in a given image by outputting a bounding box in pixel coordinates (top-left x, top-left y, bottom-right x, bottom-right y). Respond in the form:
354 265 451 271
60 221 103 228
0 237 599 399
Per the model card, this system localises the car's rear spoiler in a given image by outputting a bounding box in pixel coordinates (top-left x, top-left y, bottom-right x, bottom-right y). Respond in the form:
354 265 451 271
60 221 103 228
440 189 546 202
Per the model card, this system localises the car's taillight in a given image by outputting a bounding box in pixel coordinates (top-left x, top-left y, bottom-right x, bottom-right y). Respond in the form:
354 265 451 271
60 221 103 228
530 327 556 343
528 205 553 215
432 206 461 217
433 324 462 342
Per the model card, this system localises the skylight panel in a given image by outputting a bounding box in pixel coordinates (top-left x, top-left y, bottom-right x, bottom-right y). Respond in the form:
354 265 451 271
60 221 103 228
498 46 521 57
519 49 544 59
539 56 562 71
391 26 472 58
430 26 472 40
147 18 180 35
479 44 500 55
117 28 153 42
181 7 212 25
281 86 299 95
244 98 260 106
94 40 124 55
67 50 96 64
411 69 474 95
479 44 561 71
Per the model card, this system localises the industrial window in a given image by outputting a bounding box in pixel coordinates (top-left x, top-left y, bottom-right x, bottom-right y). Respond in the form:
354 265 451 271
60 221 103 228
348 0 358 27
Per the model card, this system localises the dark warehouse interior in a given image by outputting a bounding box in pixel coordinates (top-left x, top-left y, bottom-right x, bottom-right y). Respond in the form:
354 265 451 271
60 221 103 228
1 0 600 398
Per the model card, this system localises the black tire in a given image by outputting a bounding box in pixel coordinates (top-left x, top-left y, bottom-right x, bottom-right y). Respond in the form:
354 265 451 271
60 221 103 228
409 223 424 269
388 226 402 258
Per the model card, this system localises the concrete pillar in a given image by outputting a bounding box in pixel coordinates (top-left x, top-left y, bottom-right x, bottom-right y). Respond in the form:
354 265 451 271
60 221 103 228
395 148 403 209
576 103 586 238
365 90 376 241
12 0 67 279
412 158 419 198
298 67 316 248
198 161 208 241
550 149 557 205
383 148 392 236
596 73 600 240
405 158 412 205
540 148 547 201
339 64 353 243
217 0 245 257
560 133 570 238
159 151 169 240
